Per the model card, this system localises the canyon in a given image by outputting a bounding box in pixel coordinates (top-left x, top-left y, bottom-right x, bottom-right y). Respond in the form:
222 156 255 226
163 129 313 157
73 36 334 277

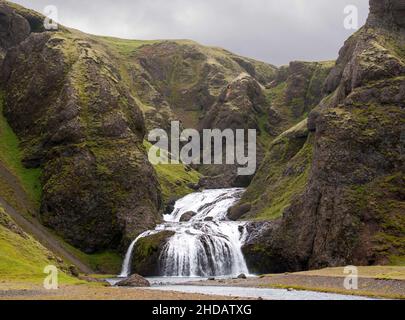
0 0 403 283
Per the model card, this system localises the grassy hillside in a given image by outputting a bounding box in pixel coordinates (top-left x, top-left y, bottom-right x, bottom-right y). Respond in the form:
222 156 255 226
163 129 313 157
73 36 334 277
50 233 123 274
242 119 313 220
240 61 334 220
144 141 201 201
0 92 42 206
1 88 121 274
94 35 277 131
0 204 79 284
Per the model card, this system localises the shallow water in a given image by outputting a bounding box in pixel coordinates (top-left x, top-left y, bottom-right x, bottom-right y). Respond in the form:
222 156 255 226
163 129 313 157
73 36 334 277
146 284 374 300
107 277 375 300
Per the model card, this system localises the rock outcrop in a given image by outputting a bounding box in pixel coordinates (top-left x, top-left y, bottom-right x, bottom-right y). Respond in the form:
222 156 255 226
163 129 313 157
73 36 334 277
237 60 334 220
127 40 277 132
0 2 29 60
131 231 175 276
0 3 162 253
1 0 402 274
243 0 405 272
180 211 197 222
116 274 150 287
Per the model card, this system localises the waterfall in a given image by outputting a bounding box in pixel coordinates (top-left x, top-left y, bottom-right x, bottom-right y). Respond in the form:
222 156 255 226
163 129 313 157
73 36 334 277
120 188 249 277
119 230 160 278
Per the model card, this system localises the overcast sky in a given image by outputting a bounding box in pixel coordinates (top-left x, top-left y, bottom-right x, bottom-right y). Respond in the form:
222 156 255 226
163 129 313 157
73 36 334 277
10 0 369 65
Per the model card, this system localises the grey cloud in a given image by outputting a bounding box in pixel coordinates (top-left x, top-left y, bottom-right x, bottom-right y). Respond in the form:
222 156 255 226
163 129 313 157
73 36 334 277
11 0 369 65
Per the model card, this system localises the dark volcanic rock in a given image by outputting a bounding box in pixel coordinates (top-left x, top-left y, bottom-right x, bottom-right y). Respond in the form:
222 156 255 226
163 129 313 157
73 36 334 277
180 211 197 222
197 74 266 186
227 203 251 221
0 5 162 253
131 231 175 277
368 0 405 27
200 74 265 131
116 274 150 287
164 197 178 215
0 3 30 58
243 0 405 272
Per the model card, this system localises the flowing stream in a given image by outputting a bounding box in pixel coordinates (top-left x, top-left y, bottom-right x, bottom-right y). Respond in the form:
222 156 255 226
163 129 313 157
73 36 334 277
119 188 248 278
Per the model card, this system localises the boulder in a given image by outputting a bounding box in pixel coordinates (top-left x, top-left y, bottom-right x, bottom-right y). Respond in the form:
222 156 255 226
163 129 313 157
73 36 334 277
186 183 200 191
116 274 150 287
164 197 178 215
237 273 247 279
131 231 175 276
227 203 251 221
68 265 79 277
180 211 197 222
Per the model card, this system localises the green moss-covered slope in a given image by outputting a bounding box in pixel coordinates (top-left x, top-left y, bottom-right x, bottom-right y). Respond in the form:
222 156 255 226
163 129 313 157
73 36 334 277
243 0 405 273
0 204 78 283
0 92 42 206
242 119 313 220
143 141 201 202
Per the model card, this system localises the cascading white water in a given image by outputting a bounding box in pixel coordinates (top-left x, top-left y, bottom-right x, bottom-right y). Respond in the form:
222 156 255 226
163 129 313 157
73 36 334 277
119 230 160 278
120 188 249 278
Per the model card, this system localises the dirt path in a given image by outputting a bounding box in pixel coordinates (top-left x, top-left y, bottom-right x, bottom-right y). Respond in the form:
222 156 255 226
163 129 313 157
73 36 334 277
0 162 94 274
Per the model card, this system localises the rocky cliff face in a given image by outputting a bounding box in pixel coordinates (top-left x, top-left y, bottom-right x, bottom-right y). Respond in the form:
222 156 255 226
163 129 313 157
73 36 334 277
0 3 162 253
0 3 29 60
1 0 402 272
0 2 279 253
233 61 333 219
243 0 405 273
92 36 279 188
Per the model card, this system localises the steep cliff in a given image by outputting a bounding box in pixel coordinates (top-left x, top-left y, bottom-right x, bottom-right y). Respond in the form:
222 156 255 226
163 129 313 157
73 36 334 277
243 0 405 273
1 0 402 275
95 37 278 188
0 2 162 253
0 2 279 255
236 60 334 219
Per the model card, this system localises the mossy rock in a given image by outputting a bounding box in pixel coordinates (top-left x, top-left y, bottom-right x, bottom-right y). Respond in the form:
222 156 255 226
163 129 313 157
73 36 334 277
131 231 175 277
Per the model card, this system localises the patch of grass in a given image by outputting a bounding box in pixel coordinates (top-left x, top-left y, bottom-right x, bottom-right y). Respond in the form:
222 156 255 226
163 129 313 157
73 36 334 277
243 123 313 221
0 205 79 284
0 92 42 206
144 141 201 202
389 255 405 266
78 251 122 275
266 82 287 106
50 232 123 274
294 266 405 280
155 163 201 201
257 114 274 147
95 36 160 56
346 173 405 263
